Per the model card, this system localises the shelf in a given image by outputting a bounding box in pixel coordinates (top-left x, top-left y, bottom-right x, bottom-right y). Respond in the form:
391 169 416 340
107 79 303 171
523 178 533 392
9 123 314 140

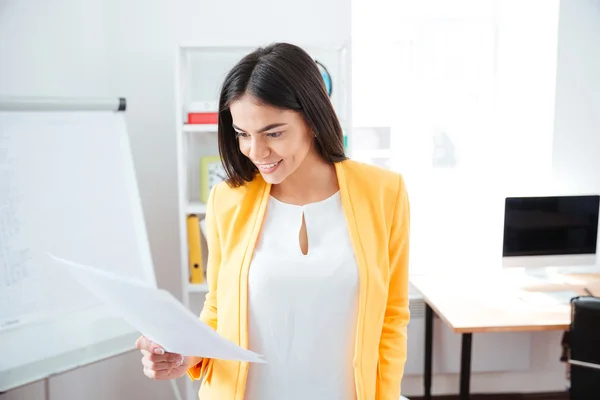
187 201 207 214
183 124 218 133
188 283 209 293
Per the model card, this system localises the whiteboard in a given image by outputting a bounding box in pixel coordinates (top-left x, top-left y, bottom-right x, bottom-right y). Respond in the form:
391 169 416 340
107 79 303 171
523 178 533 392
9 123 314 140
0 98 156 392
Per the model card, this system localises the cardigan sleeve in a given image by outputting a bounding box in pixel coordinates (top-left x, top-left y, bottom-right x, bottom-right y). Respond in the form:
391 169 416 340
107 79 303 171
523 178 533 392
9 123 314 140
187 185 221 381
377 174 411 399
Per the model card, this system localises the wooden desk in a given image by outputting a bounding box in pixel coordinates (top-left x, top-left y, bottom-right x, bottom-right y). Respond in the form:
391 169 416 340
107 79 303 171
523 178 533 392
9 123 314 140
410 270 600 400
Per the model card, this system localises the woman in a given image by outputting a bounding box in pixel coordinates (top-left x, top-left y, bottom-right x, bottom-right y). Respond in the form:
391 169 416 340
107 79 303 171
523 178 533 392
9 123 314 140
136 42 410 400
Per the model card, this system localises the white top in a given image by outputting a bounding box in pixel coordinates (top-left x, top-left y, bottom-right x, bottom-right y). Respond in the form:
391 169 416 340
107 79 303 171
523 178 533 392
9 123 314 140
245 191 359 400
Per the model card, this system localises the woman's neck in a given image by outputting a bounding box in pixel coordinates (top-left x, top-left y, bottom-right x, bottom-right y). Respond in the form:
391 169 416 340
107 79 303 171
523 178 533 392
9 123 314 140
270 151 339 205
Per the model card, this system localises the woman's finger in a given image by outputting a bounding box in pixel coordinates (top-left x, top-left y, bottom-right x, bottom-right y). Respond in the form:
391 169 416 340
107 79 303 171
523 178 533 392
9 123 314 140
140 349 152 357
141 355 170 371
141 349 166 362
144 351 182 363
135 336 151 351
141 353 184 370
135 336 165 355
154 352 184 364
149 343 165 355
143 366 171 380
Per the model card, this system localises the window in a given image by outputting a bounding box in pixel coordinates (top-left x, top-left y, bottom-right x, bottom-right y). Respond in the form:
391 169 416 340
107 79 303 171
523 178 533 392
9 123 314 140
352 0 560 274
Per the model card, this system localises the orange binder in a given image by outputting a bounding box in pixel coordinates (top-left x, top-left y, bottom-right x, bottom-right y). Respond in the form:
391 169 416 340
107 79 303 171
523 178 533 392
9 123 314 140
186 215 204 284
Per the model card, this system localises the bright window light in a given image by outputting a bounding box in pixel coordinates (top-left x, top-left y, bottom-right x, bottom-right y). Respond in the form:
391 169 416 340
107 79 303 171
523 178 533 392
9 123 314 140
351 0 560 274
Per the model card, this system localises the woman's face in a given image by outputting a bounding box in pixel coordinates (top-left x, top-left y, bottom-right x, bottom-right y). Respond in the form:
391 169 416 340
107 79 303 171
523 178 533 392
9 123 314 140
230 94 315 185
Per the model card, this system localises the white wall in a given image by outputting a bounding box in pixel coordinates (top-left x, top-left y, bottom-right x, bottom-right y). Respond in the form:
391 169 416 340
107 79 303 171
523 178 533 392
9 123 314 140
401 0 600 396
552 0 600 194
0 0 349 399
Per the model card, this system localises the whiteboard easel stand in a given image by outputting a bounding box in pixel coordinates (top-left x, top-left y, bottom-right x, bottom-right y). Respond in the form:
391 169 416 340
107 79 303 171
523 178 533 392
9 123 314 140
0 96 126 112
0 96 181 400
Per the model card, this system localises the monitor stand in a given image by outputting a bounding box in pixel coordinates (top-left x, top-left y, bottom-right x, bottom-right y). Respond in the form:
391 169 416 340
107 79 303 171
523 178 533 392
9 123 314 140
503 254 598 272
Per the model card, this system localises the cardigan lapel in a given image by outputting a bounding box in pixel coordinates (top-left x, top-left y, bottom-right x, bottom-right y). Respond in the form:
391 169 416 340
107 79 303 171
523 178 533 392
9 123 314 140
239 176 271 348
334 161 369 379
233 176 271 399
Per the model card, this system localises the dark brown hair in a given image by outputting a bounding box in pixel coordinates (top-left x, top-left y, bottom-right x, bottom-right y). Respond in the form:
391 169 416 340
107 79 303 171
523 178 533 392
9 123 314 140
217 42 347 187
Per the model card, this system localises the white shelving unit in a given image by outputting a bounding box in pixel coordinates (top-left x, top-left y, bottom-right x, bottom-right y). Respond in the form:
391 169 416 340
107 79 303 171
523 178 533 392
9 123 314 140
186 201 207 214
183 124 218 133
188 283 209 293
174 43 351 400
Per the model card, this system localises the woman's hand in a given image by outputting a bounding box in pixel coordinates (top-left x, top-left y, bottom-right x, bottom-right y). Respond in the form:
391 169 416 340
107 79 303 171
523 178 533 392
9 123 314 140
135 336 200 380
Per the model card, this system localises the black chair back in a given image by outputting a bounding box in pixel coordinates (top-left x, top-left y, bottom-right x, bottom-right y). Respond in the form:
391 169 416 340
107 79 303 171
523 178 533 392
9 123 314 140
569 296 600 400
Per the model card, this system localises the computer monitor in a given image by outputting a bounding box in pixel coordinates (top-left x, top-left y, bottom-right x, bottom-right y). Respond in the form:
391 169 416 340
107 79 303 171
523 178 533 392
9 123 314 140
502 195 600 268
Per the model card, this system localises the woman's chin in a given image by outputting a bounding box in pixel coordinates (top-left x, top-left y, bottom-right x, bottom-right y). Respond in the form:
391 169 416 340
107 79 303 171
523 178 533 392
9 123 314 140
260 171 286 185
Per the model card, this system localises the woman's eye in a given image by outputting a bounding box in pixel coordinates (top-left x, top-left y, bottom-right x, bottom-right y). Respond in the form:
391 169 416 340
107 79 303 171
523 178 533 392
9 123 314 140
267 132 282 138
235 131 249 138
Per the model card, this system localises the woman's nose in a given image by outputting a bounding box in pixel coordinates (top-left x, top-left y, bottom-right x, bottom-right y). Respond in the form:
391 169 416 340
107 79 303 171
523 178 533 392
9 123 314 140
249 137 270 161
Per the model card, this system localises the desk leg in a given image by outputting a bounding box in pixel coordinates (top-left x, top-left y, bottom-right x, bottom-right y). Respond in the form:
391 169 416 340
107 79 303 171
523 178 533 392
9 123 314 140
460 333 473 400
424 304 433 400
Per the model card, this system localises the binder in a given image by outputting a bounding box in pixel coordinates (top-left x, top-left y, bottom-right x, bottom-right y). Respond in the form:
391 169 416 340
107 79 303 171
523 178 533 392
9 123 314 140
187 215 204 284
187 112 218 124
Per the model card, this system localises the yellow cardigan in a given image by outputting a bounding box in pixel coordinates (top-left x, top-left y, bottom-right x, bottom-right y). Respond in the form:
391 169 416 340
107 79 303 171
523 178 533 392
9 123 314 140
187 159 410 400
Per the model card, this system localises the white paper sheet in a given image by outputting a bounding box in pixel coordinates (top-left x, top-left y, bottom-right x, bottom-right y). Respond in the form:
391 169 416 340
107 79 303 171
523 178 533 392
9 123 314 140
47 253 264 363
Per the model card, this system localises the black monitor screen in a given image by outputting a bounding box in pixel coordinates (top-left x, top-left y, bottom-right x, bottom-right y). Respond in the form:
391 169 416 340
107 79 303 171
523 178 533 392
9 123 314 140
503 195 600 257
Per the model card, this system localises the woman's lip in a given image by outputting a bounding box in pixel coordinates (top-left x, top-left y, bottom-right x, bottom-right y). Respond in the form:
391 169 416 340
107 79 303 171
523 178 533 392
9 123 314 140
256 160 282 173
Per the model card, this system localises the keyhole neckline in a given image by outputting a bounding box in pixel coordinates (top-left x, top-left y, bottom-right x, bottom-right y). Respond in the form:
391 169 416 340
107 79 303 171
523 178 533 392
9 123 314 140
269 190 340 209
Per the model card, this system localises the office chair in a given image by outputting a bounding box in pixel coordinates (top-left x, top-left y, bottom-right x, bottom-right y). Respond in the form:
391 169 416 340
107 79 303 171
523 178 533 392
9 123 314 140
565 296 600 400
